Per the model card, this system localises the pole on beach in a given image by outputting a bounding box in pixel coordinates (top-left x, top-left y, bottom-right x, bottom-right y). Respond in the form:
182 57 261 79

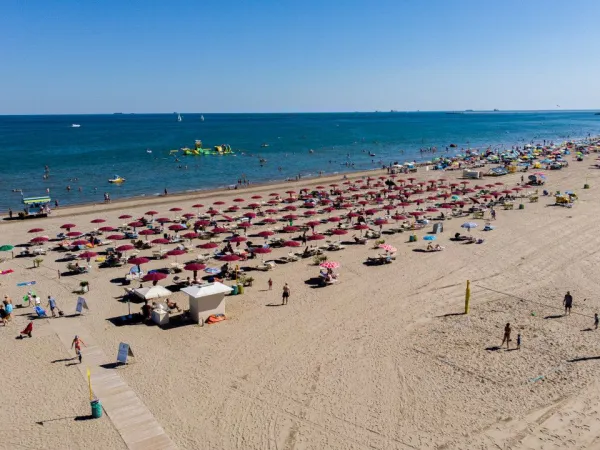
465 280 471 314
87 367 93 401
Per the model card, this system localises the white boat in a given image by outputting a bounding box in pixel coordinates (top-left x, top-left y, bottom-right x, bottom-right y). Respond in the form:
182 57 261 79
72 124 81 128
177 113 182 122
200 115 204 122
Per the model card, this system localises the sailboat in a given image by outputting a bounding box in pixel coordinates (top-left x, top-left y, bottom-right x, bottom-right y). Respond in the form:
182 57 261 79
200 115 204 122
177 113 182 122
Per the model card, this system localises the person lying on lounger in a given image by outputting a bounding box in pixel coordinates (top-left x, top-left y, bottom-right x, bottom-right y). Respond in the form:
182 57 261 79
165 298 182 312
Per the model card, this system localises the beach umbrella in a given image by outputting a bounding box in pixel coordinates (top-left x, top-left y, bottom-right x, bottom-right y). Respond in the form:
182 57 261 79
118 214 132 219
229 236 247 243
60 223 76 231
156 217 171 224
151 238 170 245
182 213 196 219
251 195 262 199
220 254 241 262
79 251 98 259
128 221 144 228
142 272 168 285
423 235 436 241
66 231 82 237
461 222 478 232
169 207 182 212
392 214 407 221
128 257 149 272
145 210 158 216
374 218 388 227
28 228 44 234
262 218 277 224
283 226 299 233
30 236 49 244
0 245 14 252
90 218 106 224
181 232 198 240
252 247 272 262
168 224 186 232
282 214 298 221
184 263 207 279
107 234 125 240
426 207 439 212
353 224 369 230
243 212 257 219
257 230 274 238
72 239 90 246
238 222 252 229
328 216 342 223
320 261 340 270
283 205 297 211
212 227 229 234
378 244 397 252
116 244 135 252
308 234 325 241
213 201 225 206
248 203 261 209
195 220 210 228
166 249 186 257
284 240 301 248
233 198 245 203
138 229 156 238
98 226 116 232
198 242 219 249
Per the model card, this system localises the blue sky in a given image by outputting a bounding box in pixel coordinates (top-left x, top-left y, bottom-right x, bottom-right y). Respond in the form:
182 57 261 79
1 0 599 114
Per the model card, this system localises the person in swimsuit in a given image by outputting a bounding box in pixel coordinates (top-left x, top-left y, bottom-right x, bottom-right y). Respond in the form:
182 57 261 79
282 283 290 305
71 335 86 363
564 291 573 316
501 323 511 349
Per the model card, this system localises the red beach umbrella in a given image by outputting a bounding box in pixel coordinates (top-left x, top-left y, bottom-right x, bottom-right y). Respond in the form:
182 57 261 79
142 272 168 285
90 218 106 224
331 229 348 236
60 223 76 230
168 224 186 231
229 236 247 243
198 242 218 249
145 211 158 216
78 251 98 259
184 263 207 279
284 240 301 247
181 232 198 239
30 236 49 243
28 228 44 233
138 229 156 237
220 254 241 262
283 226 299 233
128 221 144 228
116 244 135 252
107 234 125 240
169 207 182 212
151 238 170 245
98 226 116 232
307 234 325 241
128 257 149 266
166 249 186 256
66 231 82 237
156 217 171 224
118 214 132 219
257 230 274 238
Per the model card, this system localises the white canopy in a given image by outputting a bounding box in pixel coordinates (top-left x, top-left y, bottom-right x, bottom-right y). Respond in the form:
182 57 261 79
134 285 172 300
181 282 232 299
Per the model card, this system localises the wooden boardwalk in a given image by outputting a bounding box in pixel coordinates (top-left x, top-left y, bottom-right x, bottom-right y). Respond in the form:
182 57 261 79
49 320 177 450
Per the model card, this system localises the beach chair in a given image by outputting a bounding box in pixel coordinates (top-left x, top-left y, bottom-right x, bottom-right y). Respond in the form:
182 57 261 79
503 203 514 210
152 249 167 259
529 196 539 203
169 262 185 274
472 211 484 219
285 252 299 262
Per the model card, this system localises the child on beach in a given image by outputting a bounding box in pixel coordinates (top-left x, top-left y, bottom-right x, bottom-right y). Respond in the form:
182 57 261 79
71 335 86 363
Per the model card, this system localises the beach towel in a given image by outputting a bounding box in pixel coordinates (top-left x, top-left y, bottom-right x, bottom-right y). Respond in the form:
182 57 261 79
0 269 14 275
17 281 36 287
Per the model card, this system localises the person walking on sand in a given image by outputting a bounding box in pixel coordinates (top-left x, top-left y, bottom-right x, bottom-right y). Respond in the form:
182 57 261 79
282 283 290 305
268 278 273 291
47 295 58 318
71 335 86 363
491 208 496 220
564 291 573 316
594 313 599 330
501 323 511 349
517 333 521 350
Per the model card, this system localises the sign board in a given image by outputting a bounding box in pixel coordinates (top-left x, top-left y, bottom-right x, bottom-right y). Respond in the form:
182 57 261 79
117 342 134 364
76 297 89 313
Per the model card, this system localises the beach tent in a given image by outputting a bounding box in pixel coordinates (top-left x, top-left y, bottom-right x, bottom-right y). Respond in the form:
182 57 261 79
181 282 233 324
133 285 172 300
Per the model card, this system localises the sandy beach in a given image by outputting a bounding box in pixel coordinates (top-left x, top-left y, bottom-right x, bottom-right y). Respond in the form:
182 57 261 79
2 152 600 450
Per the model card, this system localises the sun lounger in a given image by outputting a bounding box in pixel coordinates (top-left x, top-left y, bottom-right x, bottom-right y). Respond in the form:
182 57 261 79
503 203 514 210
472 211 484 219
66 262 88 274
529 196 539 203
152 249 167 259
257 261 276 271
284 252 299 262
169 262 185 273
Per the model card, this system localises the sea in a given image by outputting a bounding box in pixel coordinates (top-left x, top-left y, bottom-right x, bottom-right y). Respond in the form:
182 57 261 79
0 111 598 212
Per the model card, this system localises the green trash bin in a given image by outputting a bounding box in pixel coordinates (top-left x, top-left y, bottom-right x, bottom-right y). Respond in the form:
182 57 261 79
91 399 102 418
409 234 417 242
237 284 244 295
231 285 238 295
518 203 525 210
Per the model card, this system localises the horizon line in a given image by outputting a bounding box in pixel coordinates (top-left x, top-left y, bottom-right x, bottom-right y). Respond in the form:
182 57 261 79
2 108 600 116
